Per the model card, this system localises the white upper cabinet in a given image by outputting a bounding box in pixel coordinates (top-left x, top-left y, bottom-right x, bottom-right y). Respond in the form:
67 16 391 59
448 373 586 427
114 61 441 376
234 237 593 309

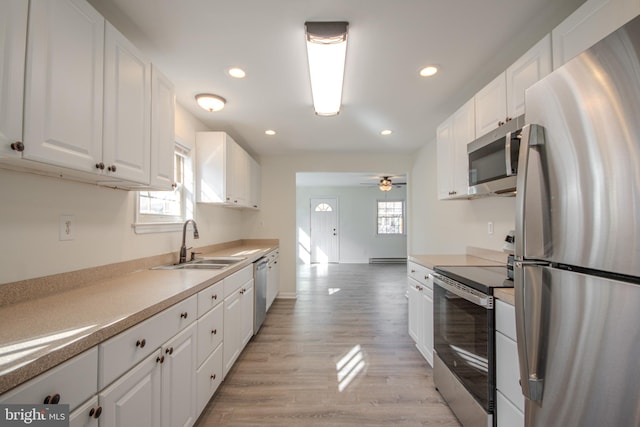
103 22 151 185
437 98 475 200
23 0 105 173
249 157 261 209
506 34 552 119
150 66 176 190
0 0 28 159
1 0 175 190
552 0 640 69
475 35 552 137
196 131 260 208
475 73 508 138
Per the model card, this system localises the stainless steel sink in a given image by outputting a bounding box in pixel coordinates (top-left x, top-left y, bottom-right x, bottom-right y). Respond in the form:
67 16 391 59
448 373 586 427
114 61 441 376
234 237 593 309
152 256 246 270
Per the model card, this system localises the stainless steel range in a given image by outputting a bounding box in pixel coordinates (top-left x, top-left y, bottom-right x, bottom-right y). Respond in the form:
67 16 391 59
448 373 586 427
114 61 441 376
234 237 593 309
432 265 513 427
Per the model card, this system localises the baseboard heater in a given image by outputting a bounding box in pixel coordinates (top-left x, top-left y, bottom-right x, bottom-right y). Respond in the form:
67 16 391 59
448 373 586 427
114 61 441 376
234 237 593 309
368 257 407 264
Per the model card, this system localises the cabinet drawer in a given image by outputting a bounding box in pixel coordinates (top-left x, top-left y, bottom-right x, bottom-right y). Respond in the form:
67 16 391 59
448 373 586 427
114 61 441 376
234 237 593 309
99 295 197 388
197 303 224 366
0 348 97 412
197 280 224 317
224 265 253 297
496 390 524 427
408 262 433 289
69 395 100 427
496 331 525 412
496 299 517 340
196 343 223 416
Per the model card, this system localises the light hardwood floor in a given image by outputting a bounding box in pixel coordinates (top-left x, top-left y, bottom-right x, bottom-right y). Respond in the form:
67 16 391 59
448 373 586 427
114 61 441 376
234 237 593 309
194 263 461 426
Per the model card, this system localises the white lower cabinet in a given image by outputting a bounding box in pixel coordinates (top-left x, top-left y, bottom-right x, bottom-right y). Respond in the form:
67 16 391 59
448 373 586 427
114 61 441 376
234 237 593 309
266 249 280 311
99 349 162 427
69 396 101 427
0 347 98 412
223 266 254 377
195 343 223 416
160 323 197 427
495 300 524 426
407 261 434 366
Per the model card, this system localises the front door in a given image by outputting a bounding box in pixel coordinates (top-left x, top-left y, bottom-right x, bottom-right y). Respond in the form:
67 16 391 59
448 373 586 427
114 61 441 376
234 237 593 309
310 198 338 263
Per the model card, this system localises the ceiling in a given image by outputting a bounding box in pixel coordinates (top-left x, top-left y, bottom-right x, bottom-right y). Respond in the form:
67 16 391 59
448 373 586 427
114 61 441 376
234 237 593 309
89 0 585 160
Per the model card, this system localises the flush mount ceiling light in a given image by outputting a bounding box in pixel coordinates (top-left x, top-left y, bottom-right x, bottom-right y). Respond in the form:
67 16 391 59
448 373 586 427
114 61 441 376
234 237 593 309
419 65 439 77
305 21 349 116
380 129 393 136
379 177 393 192
265 129 276 136
195 94 226 112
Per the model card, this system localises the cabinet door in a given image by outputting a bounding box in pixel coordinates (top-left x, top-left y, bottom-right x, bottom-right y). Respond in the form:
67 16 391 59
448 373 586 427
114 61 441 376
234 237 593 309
475 73 507 137
150 65 176 190
161 323 197 427
195 343 223 416
23 0 104 173
103 22 151 184
99 350 162 427
436 117 455 200
496 391 524 427
249 156 261 209
266 254 279 310
552 0 640 69
195 131 227 203
196 303 224 366
0 0 27 158
223 289 242 377
420 284 434 367
228 141 249 206
407 279 420 343
451 98 474 196
241 280 255 348
506 34 552 118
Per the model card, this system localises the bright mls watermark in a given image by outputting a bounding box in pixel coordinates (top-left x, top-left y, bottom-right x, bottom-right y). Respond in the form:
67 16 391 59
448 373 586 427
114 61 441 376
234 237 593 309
1 405 69 426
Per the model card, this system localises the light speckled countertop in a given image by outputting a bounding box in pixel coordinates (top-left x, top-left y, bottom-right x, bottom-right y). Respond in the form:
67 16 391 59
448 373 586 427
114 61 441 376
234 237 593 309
0 242 276 394
409 254 514 305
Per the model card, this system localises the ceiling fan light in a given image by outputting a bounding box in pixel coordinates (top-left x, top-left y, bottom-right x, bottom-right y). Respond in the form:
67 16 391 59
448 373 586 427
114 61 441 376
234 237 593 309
305 21 349 116
379 177 393 191
195 93 226 112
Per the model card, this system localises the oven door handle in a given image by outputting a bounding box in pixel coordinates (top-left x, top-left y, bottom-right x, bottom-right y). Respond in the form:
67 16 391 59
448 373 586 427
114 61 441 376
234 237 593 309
433 274 493 309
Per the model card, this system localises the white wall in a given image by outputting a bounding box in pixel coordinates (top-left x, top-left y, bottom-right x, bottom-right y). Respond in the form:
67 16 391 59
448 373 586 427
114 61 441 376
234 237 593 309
243 152 413 298
408 138 516 255
296 185 407 264
0 104 247 285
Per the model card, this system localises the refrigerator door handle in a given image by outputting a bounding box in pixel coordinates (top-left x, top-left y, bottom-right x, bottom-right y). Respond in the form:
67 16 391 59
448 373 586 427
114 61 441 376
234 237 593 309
515 123 549 260
514 261 550 402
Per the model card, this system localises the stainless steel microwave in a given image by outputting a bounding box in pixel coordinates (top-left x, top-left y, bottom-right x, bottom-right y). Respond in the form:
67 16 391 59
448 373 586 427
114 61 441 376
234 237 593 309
467 115 525 197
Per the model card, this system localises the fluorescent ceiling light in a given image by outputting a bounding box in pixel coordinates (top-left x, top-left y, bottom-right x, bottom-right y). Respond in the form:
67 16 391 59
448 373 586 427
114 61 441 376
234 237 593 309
305 21 349 116
195 94 226 112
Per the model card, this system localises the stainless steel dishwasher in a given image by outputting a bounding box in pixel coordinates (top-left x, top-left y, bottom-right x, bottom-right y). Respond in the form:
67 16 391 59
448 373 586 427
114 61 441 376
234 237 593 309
253 257 268 334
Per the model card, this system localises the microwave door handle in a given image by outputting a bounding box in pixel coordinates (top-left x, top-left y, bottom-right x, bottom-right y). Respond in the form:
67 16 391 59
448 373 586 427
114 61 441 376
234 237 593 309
505 131 513 177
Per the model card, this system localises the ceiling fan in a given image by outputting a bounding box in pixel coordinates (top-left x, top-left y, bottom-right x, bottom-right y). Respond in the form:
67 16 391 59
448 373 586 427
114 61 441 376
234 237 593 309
361 176 407 192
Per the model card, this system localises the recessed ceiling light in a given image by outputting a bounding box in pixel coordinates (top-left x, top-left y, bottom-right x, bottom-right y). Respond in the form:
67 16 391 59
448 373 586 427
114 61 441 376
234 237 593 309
228 68 246 79
265 130 276 136
381 129 393 136
419 66 439 77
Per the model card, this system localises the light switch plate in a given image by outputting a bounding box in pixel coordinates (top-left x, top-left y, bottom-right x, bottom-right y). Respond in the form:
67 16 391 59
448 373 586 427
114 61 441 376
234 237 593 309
59 215 75 241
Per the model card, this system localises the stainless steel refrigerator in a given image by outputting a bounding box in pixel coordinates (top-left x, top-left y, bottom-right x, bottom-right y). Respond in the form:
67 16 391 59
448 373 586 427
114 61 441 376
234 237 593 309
515 14 640 427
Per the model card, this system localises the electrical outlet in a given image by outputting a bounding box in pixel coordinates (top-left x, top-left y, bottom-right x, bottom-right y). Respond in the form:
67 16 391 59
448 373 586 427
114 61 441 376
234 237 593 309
487 221 494 235
59 215 75 241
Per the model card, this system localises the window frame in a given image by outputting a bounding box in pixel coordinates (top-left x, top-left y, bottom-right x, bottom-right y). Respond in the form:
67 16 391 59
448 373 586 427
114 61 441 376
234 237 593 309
376 199 406 236
133 141 194 234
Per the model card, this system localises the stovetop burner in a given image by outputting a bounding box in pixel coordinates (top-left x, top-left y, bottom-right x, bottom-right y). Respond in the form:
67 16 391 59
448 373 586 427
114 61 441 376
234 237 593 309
434 265 513 294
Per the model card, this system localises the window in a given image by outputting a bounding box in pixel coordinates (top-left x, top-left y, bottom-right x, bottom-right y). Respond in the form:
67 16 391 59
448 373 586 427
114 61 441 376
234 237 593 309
134 143 194 233
377 200 405 235
315 203 333 212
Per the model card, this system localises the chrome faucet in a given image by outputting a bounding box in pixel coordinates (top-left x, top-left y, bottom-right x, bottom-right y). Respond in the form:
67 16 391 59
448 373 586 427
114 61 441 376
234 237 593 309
179 219 200 263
